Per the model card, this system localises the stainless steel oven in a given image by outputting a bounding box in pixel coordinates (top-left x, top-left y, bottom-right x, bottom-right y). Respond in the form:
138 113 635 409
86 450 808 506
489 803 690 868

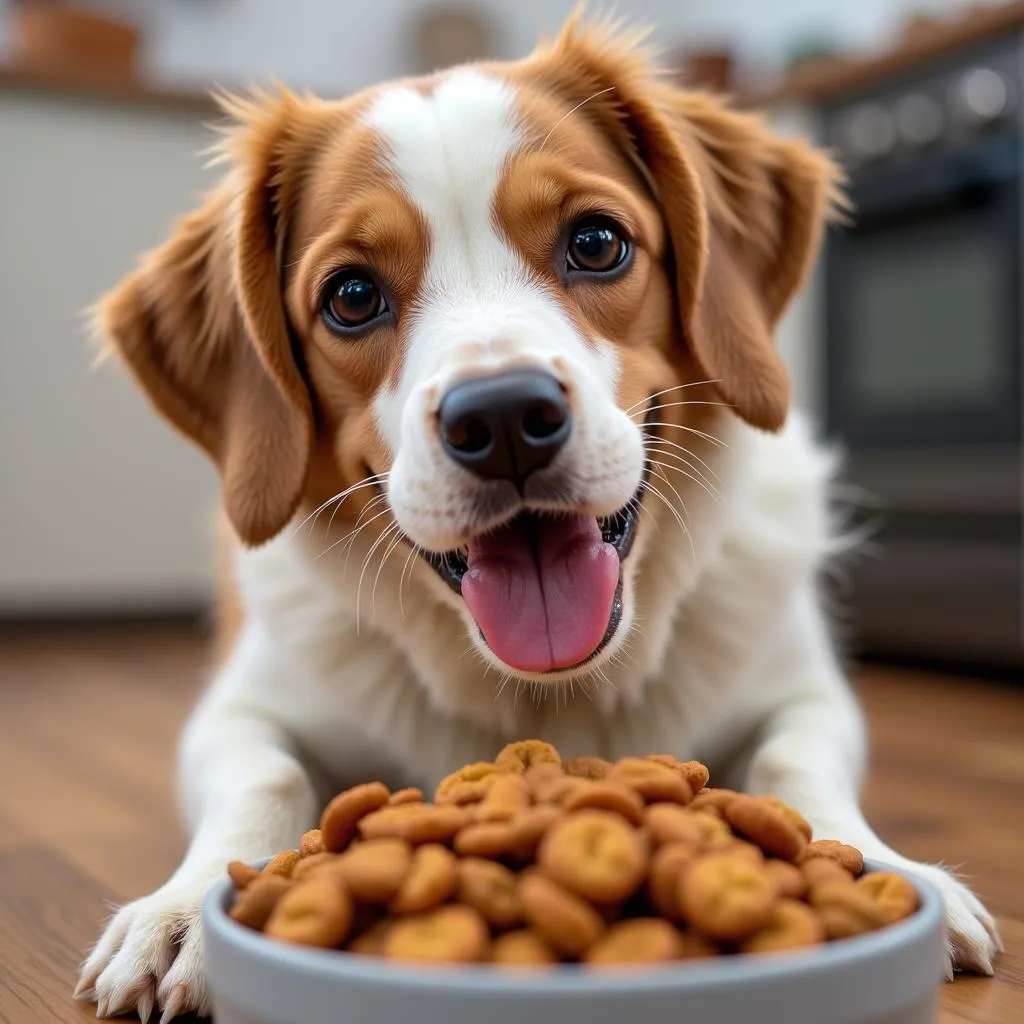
822 36 1023 668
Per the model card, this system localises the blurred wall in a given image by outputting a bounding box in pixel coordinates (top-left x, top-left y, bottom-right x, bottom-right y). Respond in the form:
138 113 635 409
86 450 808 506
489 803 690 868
0 95 218 615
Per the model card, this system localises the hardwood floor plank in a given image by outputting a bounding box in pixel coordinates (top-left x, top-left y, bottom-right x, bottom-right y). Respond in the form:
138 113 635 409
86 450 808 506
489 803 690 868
0 628 1020 1022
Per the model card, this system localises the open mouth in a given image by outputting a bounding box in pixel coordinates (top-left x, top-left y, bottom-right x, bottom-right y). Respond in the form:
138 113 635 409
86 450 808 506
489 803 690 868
424 483 644 675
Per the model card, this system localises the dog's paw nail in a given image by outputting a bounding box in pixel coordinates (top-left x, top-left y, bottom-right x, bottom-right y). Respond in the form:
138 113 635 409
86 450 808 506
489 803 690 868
159 983 190 1024
73 980 95 1003
137 982 156 1024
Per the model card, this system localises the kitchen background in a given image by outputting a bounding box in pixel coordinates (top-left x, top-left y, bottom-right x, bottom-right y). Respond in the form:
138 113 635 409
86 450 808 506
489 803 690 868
1 0 1021 671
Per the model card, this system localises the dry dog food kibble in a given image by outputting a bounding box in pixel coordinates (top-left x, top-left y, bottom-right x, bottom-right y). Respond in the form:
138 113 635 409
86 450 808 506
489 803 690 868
224 739 919 966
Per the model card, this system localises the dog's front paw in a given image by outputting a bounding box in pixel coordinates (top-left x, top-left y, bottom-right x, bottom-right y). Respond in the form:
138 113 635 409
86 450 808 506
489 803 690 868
895 860 1002 979
75 882 211 1022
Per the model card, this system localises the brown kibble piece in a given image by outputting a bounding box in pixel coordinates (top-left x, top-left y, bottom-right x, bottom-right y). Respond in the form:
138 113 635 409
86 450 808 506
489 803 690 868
457 858 523 930
764 859 808 900
740 899 824 953
230 874 292 930
227 860 261 890
645 803 704 848
608 758 693 805
455 821 518 859
359 804 468 845
531 773 587 806
299 829 325 858
688 788 738 816
337 838 412 903
679 853 779 941
508 804 562 860
538 810 647 904
564 756 612 780
473 774 531 823
760 797 813 843
490 929 559 967
585 918 683 966
678 930 720 958
676 761 711 793
648 842 698 921
519 871 604 958
320 782 390 852
496 740 561 775
803 840 865 876
291 852 343 883
348 918 396 956
263 850 299 879
384 905 489 963
265 875 354 948
857 872 919 924
724 840 766 866
810 882 887 939
434 763 500 805
389 788 424 806
803 857 855 891
564 781 645 826
689 810 735 851
725 795 808 862
391 844 458 915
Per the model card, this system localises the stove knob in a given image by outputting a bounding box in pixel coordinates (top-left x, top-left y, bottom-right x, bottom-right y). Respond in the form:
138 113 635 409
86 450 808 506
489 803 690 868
954 67 1013 126
842 102 897 162
896 92 944 147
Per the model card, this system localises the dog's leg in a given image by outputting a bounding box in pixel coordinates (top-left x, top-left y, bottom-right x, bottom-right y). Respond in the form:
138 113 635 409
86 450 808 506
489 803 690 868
75 636 317 1021
740 589 1001 979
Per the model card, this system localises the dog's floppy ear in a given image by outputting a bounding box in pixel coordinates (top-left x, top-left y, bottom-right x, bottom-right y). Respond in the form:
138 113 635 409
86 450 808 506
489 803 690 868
95 89 317 544
542 18 842 431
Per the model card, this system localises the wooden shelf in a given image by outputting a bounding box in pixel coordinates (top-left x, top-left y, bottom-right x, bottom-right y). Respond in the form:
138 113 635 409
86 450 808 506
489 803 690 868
0 62 218 115
740 0 1024 109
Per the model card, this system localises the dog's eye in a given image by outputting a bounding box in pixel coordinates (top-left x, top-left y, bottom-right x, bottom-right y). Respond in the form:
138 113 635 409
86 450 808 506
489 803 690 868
322 271 387 333
566 218 629 274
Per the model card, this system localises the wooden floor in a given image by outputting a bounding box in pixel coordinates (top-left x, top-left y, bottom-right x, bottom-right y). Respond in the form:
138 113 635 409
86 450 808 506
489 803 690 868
0 626 1021 1024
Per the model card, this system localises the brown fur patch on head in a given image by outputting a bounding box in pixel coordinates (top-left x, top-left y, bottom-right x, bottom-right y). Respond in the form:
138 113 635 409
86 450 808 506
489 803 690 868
519 12 844 432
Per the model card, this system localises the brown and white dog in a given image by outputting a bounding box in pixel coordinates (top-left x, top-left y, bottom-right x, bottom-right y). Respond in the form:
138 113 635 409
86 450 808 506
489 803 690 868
76 15 999 1021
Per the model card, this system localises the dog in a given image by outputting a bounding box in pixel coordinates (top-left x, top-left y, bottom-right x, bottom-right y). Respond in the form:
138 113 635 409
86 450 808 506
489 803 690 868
75 14 999 1020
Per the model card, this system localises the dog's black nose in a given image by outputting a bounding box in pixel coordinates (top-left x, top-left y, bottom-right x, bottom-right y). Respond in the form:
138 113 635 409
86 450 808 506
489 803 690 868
439 369 571 487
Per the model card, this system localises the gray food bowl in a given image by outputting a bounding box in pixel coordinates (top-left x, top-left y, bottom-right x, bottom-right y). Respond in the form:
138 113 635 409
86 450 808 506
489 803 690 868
203 859 944 1024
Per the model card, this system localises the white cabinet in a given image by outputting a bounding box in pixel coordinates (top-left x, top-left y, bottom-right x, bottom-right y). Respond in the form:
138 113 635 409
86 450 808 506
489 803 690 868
0 89 218 613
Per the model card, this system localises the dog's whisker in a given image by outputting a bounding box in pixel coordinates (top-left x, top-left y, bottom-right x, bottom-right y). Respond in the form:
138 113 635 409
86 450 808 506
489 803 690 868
640 479 692 554
493 671 515 702
398 541 423 620
646 456 721 507
317 502 392 563
651 465 697 562
292 472 389 537
355 521 402 635
644 441 722 494
631 399 735 422
371 528 408 615
645 421 731 449
328 480 389 536
537 85 616 152
644 434 723 483
623 380 723 416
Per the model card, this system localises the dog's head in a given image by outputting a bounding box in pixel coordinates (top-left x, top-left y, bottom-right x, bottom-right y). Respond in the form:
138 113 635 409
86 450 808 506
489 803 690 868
97 16 838 682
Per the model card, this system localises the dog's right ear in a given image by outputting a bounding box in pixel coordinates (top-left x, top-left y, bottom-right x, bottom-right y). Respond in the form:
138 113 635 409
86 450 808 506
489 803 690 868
95 89 319 546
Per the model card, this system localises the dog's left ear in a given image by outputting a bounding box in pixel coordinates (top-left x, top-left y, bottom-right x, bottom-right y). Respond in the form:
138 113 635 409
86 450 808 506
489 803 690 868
541 19 842 431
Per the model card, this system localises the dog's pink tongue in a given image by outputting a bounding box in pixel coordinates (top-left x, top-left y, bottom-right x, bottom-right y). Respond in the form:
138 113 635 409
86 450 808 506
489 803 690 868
462 515 619 674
